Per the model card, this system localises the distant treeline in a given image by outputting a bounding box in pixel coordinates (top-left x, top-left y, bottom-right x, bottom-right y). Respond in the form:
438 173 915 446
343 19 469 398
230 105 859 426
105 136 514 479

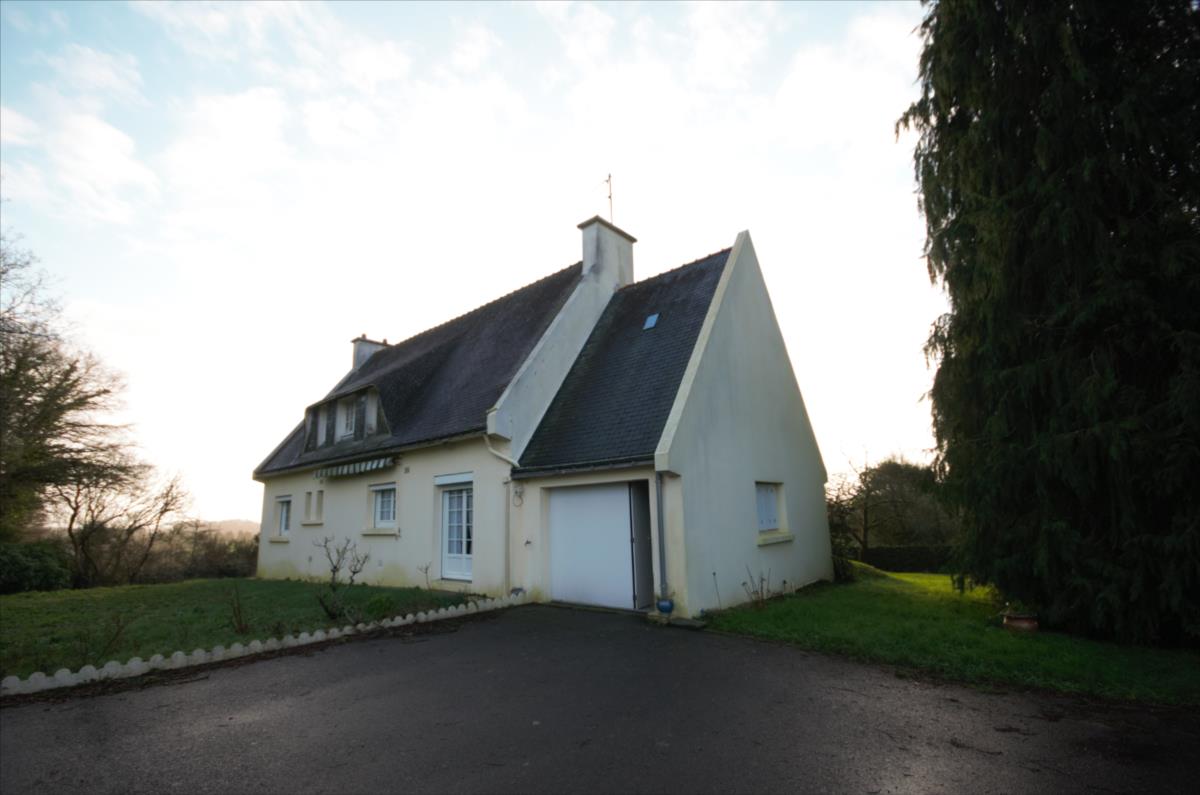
1 523 258 594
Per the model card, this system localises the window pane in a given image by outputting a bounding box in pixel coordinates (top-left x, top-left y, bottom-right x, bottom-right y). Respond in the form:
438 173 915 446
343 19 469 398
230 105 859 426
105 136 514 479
755 483 778 531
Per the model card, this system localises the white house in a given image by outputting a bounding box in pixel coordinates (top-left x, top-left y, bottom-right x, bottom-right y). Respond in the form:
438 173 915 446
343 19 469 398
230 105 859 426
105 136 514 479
253 217 832 617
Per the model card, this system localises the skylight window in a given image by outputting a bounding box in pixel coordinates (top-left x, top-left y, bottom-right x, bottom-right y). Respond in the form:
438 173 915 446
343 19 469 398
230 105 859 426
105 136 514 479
643 313 659 330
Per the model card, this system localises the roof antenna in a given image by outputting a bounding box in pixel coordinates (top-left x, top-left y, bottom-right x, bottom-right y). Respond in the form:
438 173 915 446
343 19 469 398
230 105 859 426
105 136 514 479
605 173 613 223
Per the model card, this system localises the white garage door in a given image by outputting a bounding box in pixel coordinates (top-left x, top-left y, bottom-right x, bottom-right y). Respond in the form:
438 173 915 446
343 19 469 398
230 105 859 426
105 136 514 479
549 483 633 609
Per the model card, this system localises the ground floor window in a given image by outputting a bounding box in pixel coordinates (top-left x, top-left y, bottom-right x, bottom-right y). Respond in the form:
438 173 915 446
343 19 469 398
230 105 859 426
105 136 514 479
441 487 473 580
372 483 396 527
276 497 291 536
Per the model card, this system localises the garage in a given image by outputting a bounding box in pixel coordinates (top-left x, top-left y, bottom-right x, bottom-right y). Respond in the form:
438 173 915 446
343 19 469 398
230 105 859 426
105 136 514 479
548 481 654 610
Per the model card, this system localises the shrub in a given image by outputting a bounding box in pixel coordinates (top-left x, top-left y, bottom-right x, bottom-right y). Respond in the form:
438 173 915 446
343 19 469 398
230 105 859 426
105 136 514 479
827 482 860 583
0 541 71 594
365 594 398 621
862 545 955 573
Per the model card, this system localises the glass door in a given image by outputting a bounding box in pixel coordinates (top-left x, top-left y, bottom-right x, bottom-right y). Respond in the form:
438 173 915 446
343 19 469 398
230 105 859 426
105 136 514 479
441 487 473 580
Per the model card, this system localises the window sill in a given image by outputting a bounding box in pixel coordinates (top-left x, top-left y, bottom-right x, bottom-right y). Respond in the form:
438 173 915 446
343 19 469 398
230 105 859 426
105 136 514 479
436 577 472 584
361 529 399 537
300 521 324 527
756 531 794 547
268 537 290 544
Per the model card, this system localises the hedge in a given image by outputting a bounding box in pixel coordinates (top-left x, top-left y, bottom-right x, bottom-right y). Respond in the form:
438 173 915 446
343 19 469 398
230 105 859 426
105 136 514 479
0 542 72 594
861 545 955 573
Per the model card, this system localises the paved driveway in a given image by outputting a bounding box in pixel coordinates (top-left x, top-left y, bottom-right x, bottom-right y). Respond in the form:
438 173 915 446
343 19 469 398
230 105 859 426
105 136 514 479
1 605 1196 794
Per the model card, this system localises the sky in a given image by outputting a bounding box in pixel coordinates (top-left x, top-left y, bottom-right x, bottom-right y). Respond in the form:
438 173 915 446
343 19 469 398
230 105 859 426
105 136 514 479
0 0 943 522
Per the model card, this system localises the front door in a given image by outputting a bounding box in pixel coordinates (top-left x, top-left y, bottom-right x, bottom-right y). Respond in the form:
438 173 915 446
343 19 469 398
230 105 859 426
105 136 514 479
441 487 473 580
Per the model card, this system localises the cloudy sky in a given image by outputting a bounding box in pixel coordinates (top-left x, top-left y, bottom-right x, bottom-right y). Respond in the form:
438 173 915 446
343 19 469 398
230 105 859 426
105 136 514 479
1 0 942 522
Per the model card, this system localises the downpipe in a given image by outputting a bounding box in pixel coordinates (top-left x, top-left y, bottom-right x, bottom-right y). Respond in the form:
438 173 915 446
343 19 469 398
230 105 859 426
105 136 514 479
484 434 519 595
655 471 673 615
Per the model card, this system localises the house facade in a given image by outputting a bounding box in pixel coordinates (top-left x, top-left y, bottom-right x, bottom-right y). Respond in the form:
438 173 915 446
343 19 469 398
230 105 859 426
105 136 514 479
254 217 832 617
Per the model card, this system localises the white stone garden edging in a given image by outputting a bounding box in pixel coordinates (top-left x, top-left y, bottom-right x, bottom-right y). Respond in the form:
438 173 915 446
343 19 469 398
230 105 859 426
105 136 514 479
1 592 527 698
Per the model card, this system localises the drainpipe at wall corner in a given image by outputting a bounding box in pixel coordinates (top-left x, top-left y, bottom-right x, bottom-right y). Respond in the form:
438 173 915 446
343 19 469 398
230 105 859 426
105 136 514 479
483 434 519 595
502 478 511 595
655 471 673 615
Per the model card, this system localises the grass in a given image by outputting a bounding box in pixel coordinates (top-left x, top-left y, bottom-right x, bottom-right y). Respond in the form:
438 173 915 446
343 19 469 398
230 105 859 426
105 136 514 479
707 563 1200 706
0 578 467 680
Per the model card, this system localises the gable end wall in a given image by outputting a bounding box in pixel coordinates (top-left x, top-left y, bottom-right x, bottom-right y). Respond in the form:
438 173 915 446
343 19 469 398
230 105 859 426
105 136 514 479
657 232 832 616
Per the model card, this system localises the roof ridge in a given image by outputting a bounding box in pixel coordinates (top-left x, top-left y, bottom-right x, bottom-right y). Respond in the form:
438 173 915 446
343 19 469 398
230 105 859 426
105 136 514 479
621 247 733 292
376 260 583 352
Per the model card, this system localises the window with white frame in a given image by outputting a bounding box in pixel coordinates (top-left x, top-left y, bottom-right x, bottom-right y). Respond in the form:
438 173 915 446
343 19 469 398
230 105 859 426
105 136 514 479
371 483 397 528
276 496 292 536
755 482 780 532
441 486 473 580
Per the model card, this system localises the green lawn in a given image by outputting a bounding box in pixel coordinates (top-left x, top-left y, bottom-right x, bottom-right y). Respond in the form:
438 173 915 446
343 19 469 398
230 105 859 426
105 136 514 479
708 564 1200 705
0 579 466 680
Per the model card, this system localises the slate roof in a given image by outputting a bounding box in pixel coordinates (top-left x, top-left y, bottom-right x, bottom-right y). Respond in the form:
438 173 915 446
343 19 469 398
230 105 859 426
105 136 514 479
515 248 730 475
255 262 583 476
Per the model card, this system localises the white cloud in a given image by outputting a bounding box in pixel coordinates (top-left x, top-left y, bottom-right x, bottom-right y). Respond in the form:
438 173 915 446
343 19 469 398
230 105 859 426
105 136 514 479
47 114 159 223
3 5 32 33
1 4 68 35
451 24 500 73
684 1 775 91
0 159 54 206
0 106 39 145
536 1 615 69
302 97 381 149
771 6 922 154
131 0 234 41
48 8 69 32
340 40 411 95
160 88 292 202
43 44 145 105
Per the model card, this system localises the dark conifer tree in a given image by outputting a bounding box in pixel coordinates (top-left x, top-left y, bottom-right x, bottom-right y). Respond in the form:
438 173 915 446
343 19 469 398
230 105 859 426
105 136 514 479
900 0 1200 642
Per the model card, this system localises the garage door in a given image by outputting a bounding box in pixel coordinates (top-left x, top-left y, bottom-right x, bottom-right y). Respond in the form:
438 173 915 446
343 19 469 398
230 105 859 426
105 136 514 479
549 483 634 609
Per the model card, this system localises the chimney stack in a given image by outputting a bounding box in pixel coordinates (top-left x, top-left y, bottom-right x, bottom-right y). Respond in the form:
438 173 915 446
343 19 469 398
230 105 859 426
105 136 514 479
578 216 635 288
352 334 387 369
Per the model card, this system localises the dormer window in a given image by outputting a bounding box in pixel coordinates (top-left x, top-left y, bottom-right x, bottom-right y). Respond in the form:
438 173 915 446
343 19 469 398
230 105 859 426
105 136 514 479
340 397 356 438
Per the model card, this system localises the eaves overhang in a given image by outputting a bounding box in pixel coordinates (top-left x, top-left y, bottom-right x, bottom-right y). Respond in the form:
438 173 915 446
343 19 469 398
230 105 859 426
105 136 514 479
510 456 654 481
252 429 485 481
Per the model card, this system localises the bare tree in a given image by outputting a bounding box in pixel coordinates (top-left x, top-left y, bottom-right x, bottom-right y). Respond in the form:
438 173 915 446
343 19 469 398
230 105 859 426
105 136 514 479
313 537 370 621
50 465 189 587
315 536 370 589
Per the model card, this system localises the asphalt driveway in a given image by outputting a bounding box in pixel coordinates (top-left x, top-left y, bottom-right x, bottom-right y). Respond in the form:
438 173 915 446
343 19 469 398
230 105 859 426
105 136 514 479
2 605 1197 794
